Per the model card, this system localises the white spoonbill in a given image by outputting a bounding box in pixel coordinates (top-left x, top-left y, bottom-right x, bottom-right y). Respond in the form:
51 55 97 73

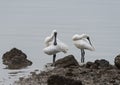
43 30 68 64
72 34 95 63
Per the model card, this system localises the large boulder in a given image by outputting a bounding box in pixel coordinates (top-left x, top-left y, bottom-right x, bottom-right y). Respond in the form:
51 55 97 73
114 54 120 69
47 75 82 85
55 55 79 68
2 48 32 69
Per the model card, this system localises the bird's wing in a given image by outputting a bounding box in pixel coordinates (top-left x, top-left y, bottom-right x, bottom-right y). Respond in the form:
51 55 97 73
82 39 95 51
57 39 68 53
43 45 61 55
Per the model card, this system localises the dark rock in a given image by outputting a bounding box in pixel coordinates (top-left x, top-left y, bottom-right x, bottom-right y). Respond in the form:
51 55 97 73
95 59 110 68
47 75 82 85
115 54 120 69
2 48 32 69
86 62 93 68
65 68 75 77
85 59 110 69
90 63 99 69
55 55 79 68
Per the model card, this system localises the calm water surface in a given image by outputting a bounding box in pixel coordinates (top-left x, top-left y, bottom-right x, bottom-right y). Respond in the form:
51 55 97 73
0 0 120 84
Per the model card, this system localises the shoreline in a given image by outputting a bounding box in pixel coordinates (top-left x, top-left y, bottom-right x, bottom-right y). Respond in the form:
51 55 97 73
14 55 120 85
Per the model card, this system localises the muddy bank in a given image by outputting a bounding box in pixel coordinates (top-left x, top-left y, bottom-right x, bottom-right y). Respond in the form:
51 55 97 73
14 55 120 85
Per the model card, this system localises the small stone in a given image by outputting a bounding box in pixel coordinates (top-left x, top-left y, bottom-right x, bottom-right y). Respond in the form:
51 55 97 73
19 77 24 81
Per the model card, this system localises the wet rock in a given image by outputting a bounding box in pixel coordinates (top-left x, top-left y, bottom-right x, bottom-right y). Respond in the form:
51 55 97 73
86 59 110 69
2 48 32 69
95 59 110 68
47 75 82 85
86 62 94 68
114 54 120 69
55 55 79 68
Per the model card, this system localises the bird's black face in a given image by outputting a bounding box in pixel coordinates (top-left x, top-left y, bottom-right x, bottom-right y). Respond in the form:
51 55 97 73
54 32 57 45
87 37 92 46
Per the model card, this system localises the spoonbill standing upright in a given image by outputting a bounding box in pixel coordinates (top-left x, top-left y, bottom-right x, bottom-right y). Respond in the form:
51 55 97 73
72 34 95 63
43 30 68 65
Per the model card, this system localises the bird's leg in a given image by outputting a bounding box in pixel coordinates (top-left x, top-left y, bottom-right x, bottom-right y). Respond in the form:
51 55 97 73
81 49 85 63
81 49 83 63
53 54 56 66
83 49 85 63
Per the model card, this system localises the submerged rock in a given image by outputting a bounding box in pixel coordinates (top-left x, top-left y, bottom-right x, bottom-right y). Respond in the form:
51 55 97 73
2 48 32 69
115 54 120 69
55 55 79 68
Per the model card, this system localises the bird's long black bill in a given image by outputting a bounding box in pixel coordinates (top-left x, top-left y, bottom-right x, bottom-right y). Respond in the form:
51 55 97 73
87 37 92 46
54 32 57 45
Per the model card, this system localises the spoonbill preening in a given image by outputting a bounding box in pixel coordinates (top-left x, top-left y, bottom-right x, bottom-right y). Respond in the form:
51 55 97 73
72 34 95 63
43 30 68 65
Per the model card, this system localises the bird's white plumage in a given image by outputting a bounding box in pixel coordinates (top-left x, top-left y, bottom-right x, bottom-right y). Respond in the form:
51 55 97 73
43 45 61 55
43 43 68 55
72 34 89 41
72 33 95 63
72 34 95 51
44 30 57 47
43 30 68 55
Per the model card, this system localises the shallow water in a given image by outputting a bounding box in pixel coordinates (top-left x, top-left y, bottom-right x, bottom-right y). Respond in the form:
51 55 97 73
0 0 120 84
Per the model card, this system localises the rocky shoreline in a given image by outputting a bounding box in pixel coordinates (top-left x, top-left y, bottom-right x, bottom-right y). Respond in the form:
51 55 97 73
2 48 120 85
14 55 120 85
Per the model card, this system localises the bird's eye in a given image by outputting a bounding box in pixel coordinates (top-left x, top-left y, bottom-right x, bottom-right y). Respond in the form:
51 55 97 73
87 37 90 40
